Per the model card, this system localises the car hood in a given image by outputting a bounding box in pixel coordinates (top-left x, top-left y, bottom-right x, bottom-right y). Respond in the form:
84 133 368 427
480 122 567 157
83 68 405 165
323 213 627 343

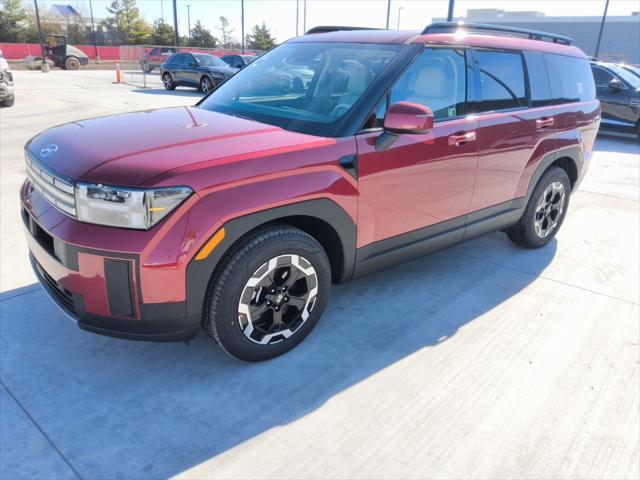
205 65 237 76
26 106 319 187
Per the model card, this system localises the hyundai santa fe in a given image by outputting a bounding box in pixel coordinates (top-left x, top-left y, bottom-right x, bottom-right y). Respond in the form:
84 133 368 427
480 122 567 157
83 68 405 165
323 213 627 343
21 23 599 361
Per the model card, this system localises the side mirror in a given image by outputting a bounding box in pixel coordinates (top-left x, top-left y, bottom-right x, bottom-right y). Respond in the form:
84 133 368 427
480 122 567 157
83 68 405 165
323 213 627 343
384 101 434 134
376 102 434 151
609 78 624 92
187 61 196 68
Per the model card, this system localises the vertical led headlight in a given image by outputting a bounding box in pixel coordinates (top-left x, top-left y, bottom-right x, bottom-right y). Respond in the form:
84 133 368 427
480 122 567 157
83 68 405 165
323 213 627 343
75 183 192 229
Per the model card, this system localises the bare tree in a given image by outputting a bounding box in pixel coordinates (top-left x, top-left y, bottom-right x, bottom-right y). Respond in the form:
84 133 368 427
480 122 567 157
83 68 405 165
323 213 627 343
216 16 234 47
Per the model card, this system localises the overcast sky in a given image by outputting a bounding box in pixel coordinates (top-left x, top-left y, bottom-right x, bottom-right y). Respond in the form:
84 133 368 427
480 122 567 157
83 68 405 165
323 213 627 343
34 0 640 43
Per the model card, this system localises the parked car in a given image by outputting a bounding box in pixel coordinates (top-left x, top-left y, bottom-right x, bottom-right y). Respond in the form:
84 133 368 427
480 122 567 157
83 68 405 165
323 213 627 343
161 52 238 93
590 61 640 139
21 23 599 361
142 47 178 73
220 54 257 69
0 49 15 107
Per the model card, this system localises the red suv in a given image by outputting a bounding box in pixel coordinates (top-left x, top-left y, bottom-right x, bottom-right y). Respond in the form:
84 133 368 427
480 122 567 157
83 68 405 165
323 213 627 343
21 23 599 361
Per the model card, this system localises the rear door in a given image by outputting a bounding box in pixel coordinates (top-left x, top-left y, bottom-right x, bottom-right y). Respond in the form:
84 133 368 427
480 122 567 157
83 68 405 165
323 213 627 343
468 49 534 212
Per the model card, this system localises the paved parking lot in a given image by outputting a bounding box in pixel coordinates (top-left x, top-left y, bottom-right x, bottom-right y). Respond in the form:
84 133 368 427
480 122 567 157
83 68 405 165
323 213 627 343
1 70 639 479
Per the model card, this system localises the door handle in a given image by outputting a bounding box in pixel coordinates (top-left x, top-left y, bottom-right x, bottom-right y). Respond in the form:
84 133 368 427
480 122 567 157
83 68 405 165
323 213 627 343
448 131 476 147
536 117 555 129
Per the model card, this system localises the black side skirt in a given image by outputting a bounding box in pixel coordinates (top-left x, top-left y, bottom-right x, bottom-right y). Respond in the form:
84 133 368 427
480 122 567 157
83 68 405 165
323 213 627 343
353 197 526 278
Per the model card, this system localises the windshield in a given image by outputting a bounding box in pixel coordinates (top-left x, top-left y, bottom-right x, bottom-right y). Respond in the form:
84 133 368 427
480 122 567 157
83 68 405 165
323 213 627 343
608 64 640 89
194 54 226 67
198 42 401 136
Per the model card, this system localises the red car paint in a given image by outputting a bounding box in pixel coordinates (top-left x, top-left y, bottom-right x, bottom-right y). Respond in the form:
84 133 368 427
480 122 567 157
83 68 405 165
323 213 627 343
21 27 600 339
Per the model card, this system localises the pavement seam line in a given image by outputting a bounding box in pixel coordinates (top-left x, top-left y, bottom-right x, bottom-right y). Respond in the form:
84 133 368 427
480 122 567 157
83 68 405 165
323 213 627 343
0 380 84 480
455 250 640 306
578 188 640 202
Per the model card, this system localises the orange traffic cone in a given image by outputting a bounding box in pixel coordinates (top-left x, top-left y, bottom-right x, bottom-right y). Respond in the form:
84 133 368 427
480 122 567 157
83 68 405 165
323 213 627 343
115 63 121 83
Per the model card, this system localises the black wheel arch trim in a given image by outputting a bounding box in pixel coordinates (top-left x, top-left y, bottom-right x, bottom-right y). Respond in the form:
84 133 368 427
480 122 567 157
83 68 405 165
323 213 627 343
525 146 583 203
185 198 357 325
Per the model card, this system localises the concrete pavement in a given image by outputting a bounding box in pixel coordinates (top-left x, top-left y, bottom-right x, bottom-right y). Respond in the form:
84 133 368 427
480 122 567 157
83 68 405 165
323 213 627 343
1 70 638 479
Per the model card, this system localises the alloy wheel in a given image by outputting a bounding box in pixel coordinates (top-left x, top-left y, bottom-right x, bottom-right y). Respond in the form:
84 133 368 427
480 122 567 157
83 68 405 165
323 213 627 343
201 77 213 94
534 181 566 238
238 254 318 345
163 74 172 89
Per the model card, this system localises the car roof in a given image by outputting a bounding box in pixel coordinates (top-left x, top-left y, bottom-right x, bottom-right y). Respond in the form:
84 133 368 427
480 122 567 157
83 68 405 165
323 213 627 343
292 28 587 58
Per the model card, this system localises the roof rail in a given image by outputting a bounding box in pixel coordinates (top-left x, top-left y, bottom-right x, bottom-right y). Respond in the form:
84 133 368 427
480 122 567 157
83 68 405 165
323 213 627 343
305 26 380 35
422 22 574 45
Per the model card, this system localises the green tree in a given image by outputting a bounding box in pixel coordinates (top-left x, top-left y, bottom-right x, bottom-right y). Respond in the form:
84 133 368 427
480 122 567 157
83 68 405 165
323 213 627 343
101 0 151 45
0 0 29 42
245 22 276 51
216 15 233 47
150 18 174 45
190 20 217 48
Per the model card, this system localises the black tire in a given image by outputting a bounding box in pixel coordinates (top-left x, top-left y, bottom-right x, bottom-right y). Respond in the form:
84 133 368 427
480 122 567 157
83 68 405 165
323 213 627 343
1 96 14 107
203 225 331 362
199 75 215 94
65 57 80 70
162 72 176 90
506 167 571 248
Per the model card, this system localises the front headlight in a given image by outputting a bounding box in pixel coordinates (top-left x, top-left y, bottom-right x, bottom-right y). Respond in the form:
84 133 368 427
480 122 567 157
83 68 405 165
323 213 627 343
75 183 193 229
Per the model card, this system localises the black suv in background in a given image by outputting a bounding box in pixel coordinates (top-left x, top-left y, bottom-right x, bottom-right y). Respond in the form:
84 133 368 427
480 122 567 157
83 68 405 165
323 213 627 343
590 61 640 140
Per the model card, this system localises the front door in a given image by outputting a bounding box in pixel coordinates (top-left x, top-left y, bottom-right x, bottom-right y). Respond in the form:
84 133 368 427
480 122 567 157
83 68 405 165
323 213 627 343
356 48 478 249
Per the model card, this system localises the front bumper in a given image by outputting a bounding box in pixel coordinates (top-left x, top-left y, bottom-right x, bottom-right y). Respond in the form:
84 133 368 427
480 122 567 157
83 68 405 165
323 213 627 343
21 181 201 342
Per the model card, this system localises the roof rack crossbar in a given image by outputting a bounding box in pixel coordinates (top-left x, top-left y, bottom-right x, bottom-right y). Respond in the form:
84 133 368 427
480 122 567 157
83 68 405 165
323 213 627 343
305 26 380 35
422 22 574 45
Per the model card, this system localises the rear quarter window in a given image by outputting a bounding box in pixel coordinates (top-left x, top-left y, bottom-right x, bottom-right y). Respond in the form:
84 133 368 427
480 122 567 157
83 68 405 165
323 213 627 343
524 51 553 107
544 54 596 103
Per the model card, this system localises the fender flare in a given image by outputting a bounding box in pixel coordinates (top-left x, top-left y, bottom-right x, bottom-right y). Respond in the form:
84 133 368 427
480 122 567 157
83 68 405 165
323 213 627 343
184 198 356 323
524 146 582 205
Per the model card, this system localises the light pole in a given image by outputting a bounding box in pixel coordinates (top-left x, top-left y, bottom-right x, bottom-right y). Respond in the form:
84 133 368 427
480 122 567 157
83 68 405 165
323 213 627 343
385 0 391 29
594 0 610 60
241 0 245 53
186 4 191 46
397 6 403 29
303 0 307 33
161 0 164 21
89 0 99 61
33 0 47 72
447 0 455 22
296 0 299 36
172 0 179 46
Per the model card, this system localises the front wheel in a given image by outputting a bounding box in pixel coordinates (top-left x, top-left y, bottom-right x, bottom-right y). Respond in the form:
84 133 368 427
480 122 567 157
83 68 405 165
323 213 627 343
1 96 14 107
506 167 571 248
203 226 331 361
65 57 80 70
162 72 175 90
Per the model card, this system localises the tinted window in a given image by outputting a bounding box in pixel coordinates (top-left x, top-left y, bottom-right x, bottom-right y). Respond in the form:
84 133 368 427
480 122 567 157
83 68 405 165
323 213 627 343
476 50 526 112
194 54 225 67
544 54 596 103
389 48 467 121
168 53 185 66
524 51 552 107
591 66 615 87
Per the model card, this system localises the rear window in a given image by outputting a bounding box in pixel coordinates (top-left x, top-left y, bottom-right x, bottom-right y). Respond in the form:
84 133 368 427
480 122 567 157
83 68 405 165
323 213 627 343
544 54 596 103
475 50 527 112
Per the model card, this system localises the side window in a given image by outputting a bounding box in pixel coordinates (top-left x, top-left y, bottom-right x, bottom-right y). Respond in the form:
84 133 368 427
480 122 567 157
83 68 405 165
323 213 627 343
524 51 552 107
476 50 526 112
544 54 596 103
172 54 185 67
388 48 467 122
592 66 615 88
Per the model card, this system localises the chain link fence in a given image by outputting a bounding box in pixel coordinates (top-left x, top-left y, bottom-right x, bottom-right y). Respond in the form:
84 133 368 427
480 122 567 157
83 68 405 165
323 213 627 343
118 45 262 89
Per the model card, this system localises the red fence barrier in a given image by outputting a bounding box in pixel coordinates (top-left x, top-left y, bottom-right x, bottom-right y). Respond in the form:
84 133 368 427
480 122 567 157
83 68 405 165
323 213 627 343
0 43 120 60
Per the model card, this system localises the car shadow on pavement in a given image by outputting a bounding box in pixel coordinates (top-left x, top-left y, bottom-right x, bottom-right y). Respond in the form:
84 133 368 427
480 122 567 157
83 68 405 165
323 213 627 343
0 232 556 479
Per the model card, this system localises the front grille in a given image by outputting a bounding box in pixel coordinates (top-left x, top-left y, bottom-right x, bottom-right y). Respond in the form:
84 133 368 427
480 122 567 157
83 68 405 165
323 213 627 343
25 152 76 217
34 258 76 314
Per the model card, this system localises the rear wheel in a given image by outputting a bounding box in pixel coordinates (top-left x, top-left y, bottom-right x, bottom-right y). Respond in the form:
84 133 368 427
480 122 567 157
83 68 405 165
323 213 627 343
65 57 80 70
203 226 331 362
1 96 14 107
506 167 571 248
199 75 215 94
162 72 175 90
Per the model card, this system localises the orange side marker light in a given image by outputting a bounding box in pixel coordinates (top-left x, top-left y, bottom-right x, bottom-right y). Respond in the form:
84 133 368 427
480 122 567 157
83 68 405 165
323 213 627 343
195 228 226 261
